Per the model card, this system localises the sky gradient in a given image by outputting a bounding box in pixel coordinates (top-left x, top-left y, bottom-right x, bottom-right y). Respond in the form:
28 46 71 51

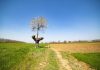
0 0 100 42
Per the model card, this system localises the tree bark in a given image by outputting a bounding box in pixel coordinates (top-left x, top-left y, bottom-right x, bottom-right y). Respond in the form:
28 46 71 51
36 24 39 48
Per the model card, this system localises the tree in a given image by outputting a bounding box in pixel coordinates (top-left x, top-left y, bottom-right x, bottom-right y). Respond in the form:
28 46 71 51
63 40 67 43
31 16 47 47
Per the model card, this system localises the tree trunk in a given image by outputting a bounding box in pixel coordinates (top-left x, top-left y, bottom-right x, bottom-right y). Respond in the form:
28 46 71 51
36 25 39 48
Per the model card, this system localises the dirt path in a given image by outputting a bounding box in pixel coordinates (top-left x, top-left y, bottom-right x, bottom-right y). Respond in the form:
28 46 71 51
51 47 95 70
51 48 72 70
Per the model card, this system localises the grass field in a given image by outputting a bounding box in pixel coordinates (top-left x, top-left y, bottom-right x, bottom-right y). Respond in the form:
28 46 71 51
72 53 100 70
0 43 59 70
1 42 100 70
0 43 33 70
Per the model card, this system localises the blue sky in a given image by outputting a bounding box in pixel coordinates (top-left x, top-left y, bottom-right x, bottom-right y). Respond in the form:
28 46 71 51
0 0 100 42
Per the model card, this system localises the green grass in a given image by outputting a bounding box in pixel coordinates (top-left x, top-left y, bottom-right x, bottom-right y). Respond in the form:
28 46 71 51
14 46 59 70
38 43 48 48
44 50 59 70
14 47 47 70
72 53 100 70
0 43 33 70
0 42 59 70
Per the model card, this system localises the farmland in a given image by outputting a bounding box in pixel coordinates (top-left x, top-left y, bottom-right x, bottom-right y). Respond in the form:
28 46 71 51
50 42 100 70
0 42 100 70
50 42 100 53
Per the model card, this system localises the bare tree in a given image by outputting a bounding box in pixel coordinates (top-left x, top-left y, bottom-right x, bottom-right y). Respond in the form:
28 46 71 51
31 16 47 47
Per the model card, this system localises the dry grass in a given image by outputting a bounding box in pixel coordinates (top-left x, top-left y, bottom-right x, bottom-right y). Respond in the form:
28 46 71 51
50 42 100 53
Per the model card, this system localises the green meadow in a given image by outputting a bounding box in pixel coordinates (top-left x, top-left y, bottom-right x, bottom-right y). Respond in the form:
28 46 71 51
72 53 100 70
61 51 100 70
0 43 59 70
0 42 100 70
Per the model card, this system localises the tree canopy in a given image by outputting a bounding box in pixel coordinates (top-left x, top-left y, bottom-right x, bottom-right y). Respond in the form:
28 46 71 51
31 16 47 31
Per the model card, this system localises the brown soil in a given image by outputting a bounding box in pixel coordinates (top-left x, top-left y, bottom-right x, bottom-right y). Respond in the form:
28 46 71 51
50 43 100 53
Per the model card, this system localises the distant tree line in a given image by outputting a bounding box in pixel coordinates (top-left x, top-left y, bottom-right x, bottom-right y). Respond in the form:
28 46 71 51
0 38 25 43
49 39 100 44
